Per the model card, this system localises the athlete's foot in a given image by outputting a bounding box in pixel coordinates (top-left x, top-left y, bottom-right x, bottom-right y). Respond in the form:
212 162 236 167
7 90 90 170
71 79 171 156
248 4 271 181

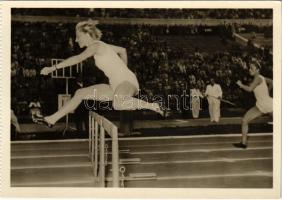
233 142 247 149
43 116 55 128
155 103 170 118
33 114 54 128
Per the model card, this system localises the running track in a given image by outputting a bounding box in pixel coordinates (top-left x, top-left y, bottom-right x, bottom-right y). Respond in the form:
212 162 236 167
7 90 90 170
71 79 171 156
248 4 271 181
11 133 272 188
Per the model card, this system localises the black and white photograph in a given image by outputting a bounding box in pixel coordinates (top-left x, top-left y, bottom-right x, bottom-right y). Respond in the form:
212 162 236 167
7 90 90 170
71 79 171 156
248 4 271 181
1 1 281 199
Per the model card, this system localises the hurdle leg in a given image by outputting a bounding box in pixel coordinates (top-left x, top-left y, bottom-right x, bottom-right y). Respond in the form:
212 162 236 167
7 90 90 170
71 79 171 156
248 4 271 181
91 117 95 164
94 121 99 178
88 112 92 158
111 126 119 187
99 126 105 187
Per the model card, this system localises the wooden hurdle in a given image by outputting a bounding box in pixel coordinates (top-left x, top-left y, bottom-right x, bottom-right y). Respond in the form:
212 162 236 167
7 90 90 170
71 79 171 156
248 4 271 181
89 111 120 187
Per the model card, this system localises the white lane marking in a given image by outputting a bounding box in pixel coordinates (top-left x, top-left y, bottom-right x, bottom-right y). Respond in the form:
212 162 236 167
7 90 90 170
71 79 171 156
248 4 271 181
105 171 272 182
105 157 272 165
120 140 272 148
134 157 272 165
155 172 273 180
131 146 273 155
118 133 273 141
173 119 190 123
11 139 89 144
106 157 272 165
11 163 92 170
11 154 89 159
11 147 88 152
11 179 95 187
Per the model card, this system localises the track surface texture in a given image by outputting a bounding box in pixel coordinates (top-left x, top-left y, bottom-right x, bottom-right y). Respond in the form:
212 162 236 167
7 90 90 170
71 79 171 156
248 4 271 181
11 133 273 188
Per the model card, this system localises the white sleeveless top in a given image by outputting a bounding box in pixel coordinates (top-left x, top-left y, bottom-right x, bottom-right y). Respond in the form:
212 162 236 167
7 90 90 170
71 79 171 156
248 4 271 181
93 41 139 91
253 75 272 113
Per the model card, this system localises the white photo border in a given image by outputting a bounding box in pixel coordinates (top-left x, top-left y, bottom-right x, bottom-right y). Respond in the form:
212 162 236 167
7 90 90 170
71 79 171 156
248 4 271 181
1 1 281 198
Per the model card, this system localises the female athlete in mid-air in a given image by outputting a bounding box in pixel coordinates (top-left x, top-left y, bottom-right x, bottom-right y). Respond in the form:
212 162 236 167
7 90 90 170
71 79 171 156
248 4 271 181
38 20 166 127
233 60 273 148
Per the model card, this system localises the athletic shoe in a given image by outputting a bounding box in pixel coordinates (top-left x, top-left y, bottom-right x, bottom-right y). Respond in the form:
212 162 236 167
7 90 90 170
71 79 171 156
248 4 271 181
32 114 54 128
233 142 247 149
156 104 171 118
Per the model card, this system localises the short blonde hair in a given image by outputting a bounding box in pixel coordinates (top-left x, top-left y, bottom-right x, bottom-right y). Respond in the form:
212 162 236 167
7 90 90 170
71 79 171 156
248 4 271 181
76 19 102 40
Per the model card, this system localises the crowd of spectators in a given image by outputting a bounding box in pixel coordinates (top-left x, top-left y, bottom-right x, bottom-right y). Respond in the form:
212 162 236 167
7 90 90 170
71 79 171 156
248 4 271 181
11 21 273 119
12 8 272 19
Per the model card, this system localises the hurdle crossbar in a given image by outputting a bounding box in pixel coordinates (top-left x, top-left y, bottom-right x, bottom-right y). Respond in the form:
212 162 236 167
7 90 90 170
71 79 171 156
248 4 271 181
89 111 119 187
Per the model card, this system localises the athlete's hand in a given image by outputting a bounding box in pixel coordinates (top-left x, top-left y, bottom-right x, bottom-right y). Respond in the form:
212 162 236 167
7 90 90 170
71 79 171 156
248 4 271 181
236 80 242 87
40 67 55 75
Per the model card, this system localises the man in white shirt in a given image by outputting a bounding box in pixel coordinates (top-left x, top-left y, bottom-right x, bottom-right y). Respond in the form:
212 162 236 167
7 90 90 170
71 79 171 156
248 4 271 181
205 78 222 122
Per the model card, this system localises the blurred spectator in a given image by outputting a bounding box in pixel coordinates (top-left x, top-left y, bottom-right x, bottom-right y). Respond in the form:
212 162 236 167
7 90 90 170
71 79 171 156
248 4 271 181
11 109 21 140
190 84 204 118
205 78 223 122
29 98 43 123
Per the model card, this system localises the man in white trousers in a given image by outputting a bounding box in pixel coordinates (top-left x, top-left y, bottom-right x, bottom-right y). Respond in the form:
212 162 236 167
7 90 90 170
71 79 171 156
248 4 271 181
205 78 222 122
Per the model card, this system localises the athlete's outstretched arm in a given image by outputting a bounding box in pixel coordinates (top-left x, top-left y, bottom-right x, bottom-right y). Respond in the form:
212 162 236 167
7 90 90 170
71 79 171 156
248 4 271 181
108 44 128 65
236 76 262 92
41 44 98 75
